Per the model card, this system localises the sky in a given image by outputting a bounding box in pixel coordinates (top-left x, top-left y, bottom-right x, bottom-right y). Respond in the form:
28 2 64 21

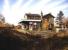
0 0 68 25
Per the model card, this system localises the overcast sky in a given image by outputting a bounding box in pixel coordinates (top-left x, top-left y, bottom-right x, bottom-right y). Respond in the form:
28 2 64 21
0 0 68 25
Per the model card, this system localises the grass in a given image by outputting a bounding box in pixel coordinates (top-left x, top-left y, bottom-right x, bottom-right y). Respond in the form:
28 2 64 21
0 27 68 50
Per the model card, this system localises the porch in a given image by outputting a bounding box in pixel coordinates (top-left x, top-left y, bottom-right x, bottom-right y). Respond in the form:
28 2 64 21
20 20 41 31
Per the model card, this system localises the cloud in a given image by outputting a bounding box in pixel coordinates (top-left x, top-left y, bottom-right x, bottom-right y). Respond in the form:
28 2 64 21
1 0 68 25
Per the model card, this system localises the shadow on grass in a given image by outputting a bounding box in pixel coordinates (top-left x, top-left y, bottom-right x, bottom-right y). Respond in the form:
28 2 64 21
0 28 68 50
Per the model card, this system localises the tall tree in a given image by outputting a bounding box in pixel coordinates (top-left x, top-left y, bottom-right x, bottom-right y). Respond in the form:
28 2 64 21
57 11 64 28
58 11 64 21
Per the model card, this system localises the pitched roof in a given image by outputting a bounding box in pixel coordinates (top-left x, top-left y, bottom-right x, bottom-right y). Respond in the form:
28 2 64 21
25 13 41 17
43 13 54 18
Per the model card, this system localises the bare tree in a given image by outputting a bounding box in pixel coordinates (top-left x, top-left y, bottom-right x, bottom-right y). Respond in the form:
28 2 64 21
64 18 68 28
0 14 5 23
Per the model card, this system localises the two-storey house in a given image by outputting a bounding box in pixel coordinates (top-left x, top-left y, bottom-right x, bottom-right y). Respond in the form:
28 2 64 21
42 13 54 30
20 12 54 31
20 13 41 30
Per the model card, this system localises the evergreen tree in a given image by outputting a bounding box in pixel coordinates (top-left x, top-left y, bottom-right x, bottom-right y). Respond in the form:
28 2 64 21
56 11 64 27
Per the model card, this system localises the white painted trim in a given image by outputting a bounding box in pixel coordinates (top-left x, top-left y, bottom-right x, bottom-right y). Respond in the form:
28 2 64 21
22 19 41 22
